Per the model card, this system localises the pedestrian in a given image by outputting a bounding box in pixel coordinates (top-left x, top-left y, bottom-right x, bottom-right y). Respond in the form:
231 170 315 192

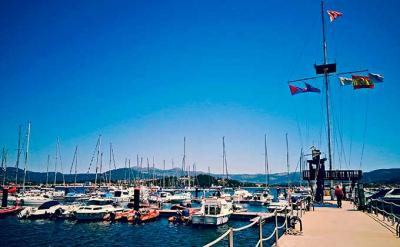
334 185 344 208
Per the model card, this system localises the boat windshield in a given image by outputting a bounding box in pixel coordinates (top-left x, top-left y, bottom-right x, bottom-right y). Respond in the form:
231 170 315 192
87 200 112 206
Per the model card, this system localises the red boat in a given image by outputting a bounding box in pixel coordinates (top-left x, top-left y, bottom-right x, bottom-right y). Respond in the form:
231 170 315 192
138 209 159 223
0 205 22 216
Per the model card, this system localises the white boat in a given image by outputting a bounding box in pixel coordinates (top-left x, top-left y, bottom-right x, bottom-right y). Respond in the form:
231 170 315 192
64 192 89 202
232 189 253 202
266 200 289 212
74 198 123 221
191 198 233 225
248 192 273 206
9 192 52 207
169 192 192 204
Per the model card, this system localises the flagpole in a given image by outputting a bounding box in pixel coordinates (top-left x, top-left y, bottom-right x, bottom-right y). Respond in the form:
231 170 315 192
321 0 334 190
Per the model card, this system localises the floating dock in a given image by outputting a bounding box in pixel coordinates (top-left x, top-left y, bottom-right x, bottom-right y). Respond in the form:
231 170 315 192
279 200 399 247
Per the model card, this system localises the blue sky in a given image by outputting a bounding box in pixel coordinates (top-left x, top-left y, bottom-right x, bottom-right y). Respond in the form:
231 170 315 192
0 0 399 174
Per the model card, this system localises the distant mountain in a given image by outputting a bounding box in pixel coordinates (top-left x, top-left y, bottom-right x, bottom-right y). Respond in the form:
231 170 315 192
1 167 399 185
361 168 400 184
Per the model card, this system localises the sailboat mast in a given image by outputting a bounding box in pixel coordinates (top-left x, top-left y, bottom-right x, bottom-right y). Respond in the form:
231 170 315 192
182 137 186 186
264 134 270 187
1 148 6 187
46 154 50 186
22 122 31 192
321 0 333 175
74 146 78 185
286 133 290 188
163 160 165 188
15 125 22 185
109 143 112 184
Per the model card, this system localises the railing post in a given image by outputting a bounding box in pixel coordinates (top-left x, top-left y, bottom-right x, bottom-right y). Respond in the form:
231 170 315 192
391 203 394 225
382 201 385 221
229 228 234 247
259 217 263 247
300 201 303 217
285 207 288 232
275 210 279 246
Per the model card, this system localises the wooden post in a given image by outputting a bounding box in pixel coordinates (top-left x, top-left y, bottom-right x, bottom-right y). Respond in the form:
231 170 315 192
259 217 263 247
275 211 279 246
229 228 234 247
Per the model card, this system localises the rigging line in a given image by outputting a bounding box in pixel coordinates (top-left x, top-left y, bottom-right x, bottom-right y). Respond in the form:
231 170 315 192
359 93 370 169
287 17 319 82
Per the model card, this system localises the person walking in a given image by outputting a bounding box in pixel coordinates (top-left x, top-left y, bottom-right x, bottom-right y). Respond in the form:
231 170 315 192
334 185 344 208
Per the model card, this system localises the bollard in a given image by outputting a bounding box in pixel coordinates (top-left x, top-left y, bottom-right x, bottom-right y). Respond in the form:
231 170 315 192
229 228 234 247
275 211 279 246
133 187 140 211
1 188 8 207
259 217 263 247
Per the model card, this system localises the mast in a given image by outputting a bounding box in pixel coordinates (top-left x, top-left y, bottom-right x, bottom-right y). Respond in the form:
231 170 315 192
264 134 270 187
54 139 58 186
74 146 78 185
286 133 290 188
321 0 334 180
57 138 65 186
109 143 112 184
15 125 22 185
124 158 127 184
182 137 186 186
152 157 155 186
46 154 50 186
22 122 31 192
1 148 7 187
163 160 166 188
222 136 228 182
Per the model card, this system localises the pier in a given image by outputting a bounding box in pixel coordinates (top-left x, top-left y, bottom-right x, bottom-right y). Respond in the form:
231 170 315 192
279 200 399 247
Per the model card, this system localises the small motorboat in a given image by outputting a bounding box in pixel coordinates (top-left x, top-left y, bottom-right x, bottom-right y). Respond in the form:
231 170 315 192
0 204 23 217
168 208 199 224
103 209 136 222
191 198 233 226
74 198 123 221
18 200 63 219
137 209 159 223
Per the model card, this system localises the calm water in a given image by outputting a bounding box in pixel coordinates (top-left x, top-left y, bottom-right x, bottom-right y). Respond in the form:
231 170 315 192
0 216 283 247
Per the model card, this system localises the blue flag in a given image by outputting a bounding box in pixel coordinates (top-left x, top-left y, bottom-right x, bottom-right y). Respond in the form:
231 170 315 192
304 83 321 93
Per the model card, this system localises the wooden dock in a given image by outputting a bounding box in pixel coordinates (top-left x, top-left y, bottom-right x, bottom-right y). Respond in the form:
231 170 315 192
279 200 399 247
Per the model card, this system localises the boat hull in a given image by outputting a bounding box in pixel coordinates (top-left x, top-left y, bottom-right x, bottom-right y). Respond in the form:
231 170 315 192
191 214 230 226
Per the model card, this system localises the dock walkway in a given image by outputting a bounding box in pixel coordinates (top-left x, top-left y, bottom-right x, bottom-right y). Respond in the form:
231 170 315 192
279 200 399 247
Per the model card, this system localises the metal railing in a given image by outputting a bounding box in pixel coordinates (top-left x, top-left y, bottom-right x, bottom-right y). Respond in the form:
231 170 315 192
368 199 400 237
204 197 311 247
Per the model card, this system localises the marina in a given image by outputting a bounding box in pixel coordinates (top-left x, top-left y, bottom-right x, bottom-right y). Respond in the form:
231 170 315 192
1 0 399 246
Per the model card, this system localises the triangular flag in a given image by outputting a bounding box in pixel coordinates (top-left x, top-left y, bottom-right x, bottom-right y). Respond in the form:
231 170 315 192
304 83 321 93
289 84 305 95
327 10 343 22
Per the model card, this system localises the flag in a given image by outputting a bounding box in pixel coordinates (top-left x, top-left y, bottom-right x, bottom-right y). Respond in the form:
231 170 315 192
289 83 321 95
304 83 321 93
289 84 305 95
352 75 374 89
368 73 384 83
327 10 343 22
339 77 352 86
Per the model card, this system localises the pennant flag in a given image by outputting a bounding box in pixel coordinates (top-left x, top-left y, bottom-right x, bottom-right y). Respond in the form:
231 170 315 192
289 84 305 95
352 75 374 89
339 77 352 86
368 73 384 83
304 83 321 93
327 10 343 22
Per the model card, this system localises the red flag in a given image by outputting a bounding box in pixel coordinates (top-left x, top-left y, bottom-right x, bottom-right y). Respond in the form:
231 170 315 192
327 10 343 22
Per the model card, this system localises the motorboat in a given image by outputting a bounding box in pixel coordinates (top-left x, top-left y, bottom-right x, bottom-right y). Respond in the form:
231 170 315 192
0 204 23 217
18 200 65 219
9 192 52 207
382 188 400 204
169 192 192 204
266 200 289 213
64 192 89 202
191 198 233 225
248 192 273 206
232 189 253 202
74 198 123 221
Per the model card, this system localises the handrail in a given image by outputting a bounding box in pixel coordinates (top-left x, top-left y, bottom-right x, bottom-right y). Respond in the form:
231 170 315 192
203 196 311 247
368 198 400 237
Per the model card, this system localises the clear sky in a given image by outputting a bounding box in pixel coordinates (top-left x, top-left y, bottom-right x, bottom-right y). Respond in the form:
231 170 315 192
0 0 399 174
